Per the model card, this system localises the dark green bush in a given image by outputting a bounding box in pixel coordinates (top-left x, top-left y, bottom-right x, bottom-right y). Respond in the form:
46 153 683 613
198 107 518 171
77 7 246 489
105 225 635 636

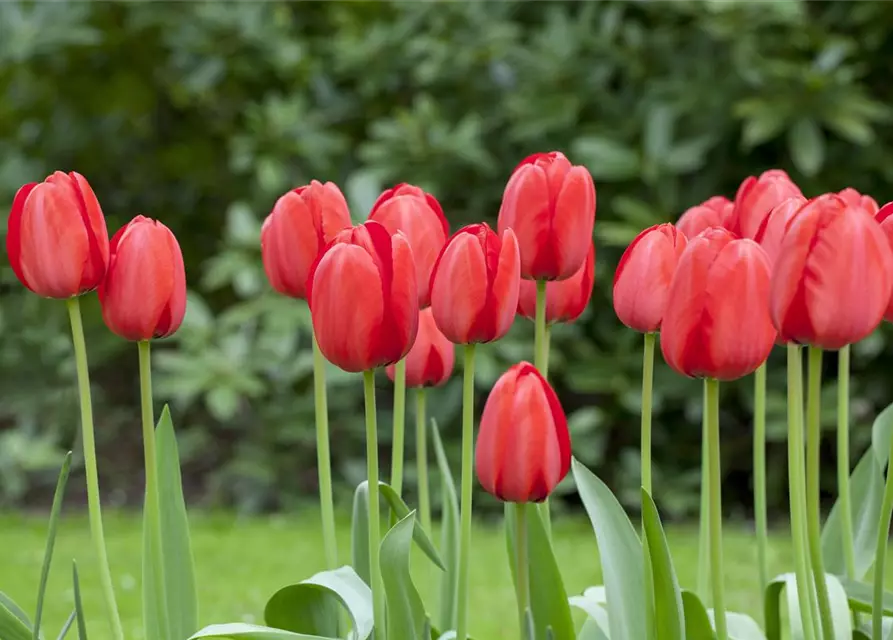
2 0 892 517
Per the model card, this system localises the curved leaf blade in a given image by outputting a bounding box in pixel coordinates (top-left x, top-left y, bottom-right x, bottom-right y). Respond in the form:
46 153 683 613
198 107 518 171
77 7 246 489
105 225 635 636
188 623 332 640
871 401 893 467
380 512 428 640
352 482 371 586
35 451 73 640
0 594 32 640
641 489 684 640
681 590 714 640
431 419 459 632
524 503 574 640
379 482 445 571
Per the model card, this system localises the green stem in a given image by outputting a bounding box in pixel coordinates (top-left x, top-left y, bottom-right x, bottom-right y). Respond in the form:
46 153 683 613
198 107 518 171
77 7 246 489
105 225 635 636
514 502 530 634
873 425 893 640
533 280 552 538
787 344 817 640
416 388 431 535
806 347 835 639
697 393 710 603
641 333 656 495
456 344 477 640
363 370 385 640
391 358 407 495
837 345 856 582
66 297 124 640
705 378 728 640
754 362 769 595
542 325 552 380
312 332 338 570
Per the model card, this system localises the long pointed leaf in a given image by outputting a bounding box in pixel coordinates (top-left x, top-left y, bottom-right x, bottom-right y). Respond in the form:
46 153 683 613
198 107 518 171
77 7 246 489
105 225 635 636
55 611 76 640
431 419 459 632
379 482 445 570
681 590 714 640
838 577 893 615
0 592 33 632
72 563 88 640
0 594 32 640
641 489 684 640
34 452 73 640
380 512 428 640
351 482 371 585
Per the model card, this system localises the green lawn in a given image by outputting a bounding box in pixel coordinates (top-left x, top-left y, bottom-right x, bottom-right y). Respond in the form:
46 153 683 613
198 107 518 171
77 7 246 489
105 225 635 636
0 510 886 639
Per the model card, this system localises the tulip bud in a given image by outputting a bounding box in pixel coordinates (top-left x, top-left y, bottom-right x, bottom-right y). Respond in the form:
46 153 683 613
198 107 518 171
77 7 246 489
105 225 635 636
308 220 419 372
386 308 454 388
612 223 688 333
98 216 186 341
518 242 595 325
838 188 879 216
753 196 807 266
261 180 352 300
497 151 596 281
429 223 520 344
6 171 109 298
733 169 803 239
676 196 734 239
770 194 893 349
661 228 776 380
475 362 571 503
368 183 449 308
876 202 893 322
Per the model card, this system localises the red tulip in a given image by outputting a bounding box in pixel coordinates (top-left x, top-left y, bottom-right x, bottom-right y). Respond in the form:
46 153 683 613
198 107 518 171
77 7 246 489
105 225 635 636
261 180 352 300
838 188 879 216
518 242 595 324
98 216 186 341
386 308 454 387
753 196 808 266
308 220 418 372
876 202 893 322
429 223 520 344
771 194 893 349
661 228 775 380
612 224 688 333
676 196 734 239
497 151 596 281
6 171 109 298
475 362 571 503
733 169 803 239
367 183 449 308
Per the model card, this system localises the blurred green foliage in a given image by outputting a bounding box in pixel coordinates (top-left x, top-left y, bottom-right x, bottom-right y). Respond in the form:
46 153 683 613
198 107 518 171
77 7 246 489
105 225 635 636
2 0 893 517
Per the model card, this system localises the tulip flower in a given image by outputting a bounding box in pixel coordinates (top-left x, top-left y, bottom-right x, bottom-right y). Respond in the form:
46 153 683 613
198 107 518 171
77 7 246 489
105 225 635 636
838 187 879 215
517 242 595 325
877 203 893 322
733 169 803 239
753 196 807 267
99 216 187 342
261 180 352 300
6 171 109 299
497 151 596 281
676 196 734 239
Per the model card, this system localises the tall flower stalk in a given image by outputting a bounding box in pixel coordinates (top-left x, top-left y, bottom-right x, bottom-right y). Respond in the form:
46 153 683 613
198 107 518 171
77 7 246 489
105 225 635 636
363 370 385 640
390 359 407 495
534 280 552 535
415 388 432 533
312 332 338 569
704 378 727 640
753 362 769 594
837 345 856 581
455 344 477 640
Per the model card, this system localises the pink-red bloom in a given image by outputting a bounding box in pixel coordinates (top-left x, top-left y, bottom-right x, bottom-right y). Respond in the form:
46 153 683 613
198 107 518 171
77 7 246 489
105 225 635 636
497 151 596 281
676 196 734 239
386 308 454 387
661 228 776 380
475 362 571 503
753 196 808 266
612 224 688 333
367 183 449 308
876 202 893 322
261 180 352 300
771 194 893 349
518 242 595 324
98 216 186 341
6 171 109 298
430 223 520 344
733 169 802 239
838 188 879 216
308 220 418 373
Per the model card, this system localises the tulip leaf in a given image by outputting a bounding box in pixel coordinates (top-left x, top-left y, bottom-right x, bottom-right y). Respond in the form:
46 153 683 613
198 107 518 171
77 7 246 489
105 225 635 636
431 419 459 632
35 451 73 640
837 577 893 615
72 562 88 640
872 401 893 468
822 447 885 578
379 481 445 571
572 458 647 640
0 592 32 640
577 620 610 640
380 512 429 640
188 623 334 639
641 489 684 640
680 590 714 640
56 611 77 640
568 592 610 639
352 482 371 586
711 611 765 640
264 566 373 640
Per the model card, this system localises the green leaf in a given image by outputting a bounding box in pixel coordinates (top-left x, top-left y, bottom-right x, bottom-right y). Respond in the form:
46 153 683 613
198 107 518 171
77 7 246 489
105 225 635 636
0 592 33 631
379 482 445 571
0 592 32 640
719 612 765 640
787 119 825 177
823 574 853 639
35 451 73 640
571 458 646 640
55 611 76 640
838 577 893 615
188 623 333 639
144 405 199 640
577 620 610 640
569 591 610 639
431 420 459 632
871 401 893 468
822 448 884 578
765 573 815 640
571 136 641 181
641 489 684 640
352 481 371 586
522 503 575 640
380 512 428 640
72 563 87 640
681 590 714 640
264 566 373 640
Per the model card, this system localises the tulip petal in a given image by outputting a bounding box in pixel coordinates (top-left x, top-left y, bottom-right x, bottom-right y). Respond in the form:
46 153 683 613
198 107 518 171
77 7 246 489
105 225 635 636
70 171 109 291
430 232 488 343
384 233 420 363
487 229 521 340
498 165 552 279
6 182 38 291
551 165 596 279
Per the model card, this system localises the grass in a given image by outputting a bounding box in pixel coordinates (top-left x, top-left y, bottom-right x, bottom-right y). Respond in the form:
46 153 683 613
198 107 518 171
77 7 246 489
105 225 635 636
0 509 889 639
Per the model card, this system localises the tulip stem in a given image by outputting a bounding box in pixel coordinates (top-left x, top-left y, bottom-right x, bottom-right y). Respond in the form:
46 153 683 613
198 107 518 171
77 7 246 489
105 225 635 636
312 332 338 570
641 332 656 495
697 394 710 602
705 378 728 640
837 345 856 582
806 347 835 640
542 325 552 380
872 424 893 640
66 297 124 640
514 502 530 633
754 362 769 596
456 344 477 640
416 388 432 535
363 369 385 640
391 358 407 495
534 279 552 539
787 344 817 640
